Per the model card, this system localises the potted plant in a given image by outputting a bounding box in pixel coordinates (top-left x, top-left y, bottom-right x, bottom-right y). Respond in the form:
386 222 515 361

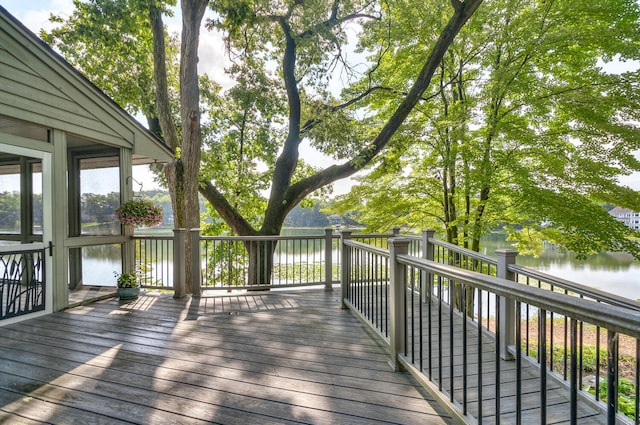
115 198 163 227
114 270 141 300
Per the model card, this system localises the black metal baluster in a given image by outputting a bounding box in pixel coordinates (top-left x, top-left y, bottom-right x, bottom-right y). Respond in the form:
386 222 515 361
540 308 547 424
374 253 379 329
449 278 454 402
516 300 522 425
462 283 468 415
570 318 578 425
419 266 423 372
385 256 389 338
564 290 569 381
607 330 618 425
495 295 500 425
438 275 443 391
411 267 415 361
635 338 639 425
428 271 433 379
596 326 601 401
477 289 483 425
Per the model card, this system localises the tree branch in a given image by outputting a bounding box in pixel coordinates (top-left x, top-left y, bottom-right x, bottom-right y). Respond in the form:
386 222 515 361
285 0 484 207
199 181 257 236
149 3 179 151
261 17 303 234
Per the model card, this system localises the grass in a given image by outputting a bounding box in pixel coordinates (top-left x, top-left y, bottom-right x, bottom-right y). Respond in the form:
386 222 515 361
524 340 637 420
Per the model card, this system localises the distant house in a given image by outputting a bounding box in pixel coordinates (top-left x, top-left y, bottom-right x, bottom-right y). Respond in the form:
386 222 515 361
609 206 640 230
0 6 173 324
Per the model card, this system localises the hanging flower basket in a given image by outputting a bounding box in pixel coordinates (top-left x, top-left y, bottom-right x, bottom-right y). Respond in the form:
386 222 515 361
115 198 163 227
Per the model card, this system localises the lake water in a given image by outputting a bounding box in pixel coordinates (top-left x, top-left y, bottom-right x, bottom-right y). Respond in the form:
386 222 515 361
283 228 640 300
480 233 640 301
80 228 640 301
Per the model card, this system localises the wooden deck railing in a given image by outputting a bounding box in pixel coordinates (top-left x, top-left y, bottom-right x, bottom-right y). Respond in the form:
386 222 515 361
342 235 640 425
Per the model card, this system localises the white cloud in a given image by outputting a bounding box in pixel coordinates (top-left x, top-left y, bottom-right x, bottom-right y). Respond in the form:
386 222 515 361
3 0 74 34
619 173 640 190
197 27 234 90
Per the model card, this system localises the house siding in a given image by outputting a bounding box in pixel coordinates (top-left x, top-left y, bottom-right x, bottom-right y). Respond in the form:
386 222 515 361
609 207 640 230
0 32 134 148
1 6 172 161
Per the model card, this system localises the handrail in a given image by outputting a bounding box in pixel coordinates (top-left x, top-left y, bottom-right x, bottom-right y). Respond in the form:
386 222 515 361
0 244 45 254
131 235 171 241
508 263 640 312
344 239 389 257
341 237 640 423
399 254 640 338
422 236 498 266
419 232 640 312
201 234 328 241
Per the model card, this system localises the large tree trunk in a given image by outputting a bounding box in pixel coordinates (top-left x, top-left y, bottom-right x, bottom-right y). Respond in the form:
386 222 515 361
149 1 193 293
246 239 277 287
177 0 209 293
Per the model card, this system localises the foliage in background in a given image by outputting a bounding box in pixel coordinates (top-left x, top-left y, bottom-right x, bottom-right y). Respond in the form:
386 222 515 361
42 0 482 238
0 192 24 229
329 0 640 258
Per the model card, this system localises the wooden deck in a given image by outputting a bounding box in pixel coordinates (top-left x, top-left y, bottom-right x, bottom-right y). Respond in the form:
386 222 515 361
0 288 454 424
346 286 618 425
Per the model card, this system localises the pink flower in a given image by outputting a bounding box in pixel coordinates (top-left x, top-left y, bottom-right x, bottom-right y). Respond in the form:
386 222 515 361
115 199 163 227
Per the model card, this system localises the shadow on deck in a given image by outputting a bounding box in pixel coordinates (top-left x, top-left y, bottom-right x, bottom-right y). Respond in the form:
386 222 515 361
0 288 454 424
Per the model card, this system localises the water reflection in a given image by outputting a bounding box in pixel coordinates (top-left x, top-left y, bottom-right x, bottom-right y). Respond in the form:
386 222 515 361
480 232 640 300
77 228 640 300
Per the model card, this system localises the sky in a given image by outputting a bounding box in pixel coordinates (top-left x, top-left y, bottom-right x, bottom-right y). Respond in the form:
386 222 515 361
2 1 640 193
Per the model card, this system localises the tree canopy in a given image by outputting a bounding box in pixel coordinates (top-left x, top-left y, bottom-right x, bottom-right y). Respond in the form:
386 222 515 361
329 0 640 258
43 0 482 288
42 0 640 275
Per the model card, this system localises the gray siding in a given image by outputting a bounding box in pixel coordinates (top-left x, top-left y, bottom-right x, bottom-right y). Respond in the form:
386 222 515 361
0 23 133 147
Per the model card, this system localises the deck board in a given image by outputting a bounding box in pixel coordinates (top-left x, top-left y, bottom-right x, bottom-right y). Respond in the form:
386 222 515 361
402 293 613 425
0 288 454 424
350 285 618 424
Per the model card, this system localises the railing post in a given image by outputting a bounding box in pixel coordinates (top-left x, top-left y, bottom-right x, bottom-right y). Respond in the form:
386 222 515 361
389 237 410 372
173 228 187 299
496 248 518 360
422 229 435 261
324 228 333 291
190 228 202 297
422 229 435 302
340 230 352 309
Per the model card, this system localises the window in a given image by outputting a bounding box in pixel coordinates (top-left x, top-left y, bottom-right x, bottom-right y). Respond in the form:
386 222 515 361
76 155 120 236
0 155 42 243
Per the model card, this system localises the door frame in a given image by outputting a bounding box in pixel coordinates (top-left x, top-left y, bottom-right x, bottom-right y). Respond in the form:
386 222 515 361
0 143 53 325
